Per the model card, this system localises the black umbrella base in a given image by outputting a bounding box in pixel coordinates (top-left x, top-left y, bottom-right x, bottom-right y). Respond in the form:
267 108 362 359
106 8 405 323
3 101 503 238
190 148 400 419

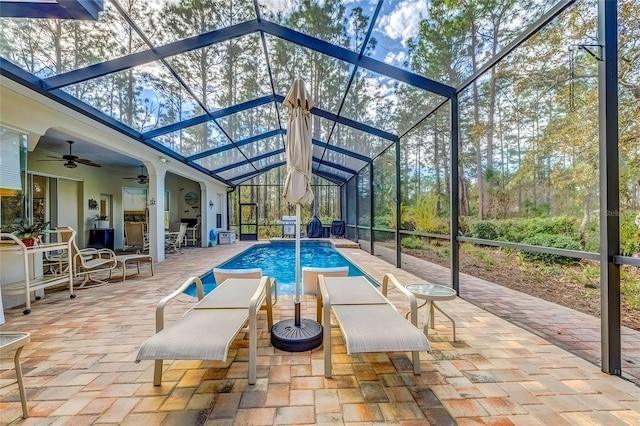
271 318 323 352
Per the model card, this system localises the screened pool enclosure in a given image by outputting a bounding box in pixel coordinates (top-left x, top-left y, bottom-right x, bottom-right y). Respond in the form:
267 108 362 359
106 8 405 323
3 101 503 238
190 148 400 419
1 1 638 379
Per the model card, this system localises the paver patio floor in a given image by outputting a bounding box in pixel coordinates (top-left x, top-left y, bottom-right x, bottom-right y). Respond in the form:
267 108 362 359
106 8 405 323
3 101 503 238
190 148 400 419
1 241 639 425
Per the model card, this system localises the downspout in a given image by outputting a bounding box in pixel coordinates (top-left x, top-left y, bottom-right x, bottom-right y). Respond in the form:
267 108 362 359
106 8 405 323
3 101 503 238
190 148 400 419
226 186 235 232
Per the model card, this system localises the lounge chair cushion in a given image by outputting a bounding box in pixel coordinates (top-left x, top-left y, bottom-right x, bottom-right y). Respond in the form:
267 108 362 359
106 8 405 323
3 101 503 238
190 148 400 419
136 309 248 361
332 304 430 354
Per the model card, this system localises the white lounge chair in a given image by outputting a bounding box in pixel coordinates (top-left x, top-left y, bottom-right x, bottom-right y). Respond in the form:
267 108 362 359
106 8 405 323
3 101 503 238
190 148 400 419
318 273 430 377
302 266 349 296
136 276 272 385
214 267 278 309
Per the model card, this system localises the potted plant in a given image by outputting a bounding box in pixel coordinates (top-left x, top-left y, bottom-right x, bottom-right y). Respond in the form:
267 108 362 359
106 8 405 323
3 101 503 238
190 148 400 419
10 221 50 247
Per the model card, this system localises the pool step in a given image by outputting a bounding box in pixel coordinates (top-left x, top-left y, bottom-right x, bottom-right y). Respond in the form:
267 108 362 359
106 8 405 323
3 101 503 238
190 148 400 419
330 240 360 248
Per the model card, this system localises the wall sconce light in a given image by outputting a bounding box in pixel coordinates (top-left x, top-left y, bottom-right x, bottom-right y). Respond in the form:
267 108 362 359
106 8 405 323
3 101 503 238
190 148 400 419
159 156 170 164
149 198 156 205
209 200 214 209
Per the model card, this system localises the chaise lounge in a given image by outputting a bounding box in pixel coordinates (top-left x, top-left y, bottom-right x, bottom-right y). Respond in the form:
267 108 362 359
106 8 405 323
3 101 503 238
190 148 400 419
318 273 430 377
135 275 273 385
110 253 154 281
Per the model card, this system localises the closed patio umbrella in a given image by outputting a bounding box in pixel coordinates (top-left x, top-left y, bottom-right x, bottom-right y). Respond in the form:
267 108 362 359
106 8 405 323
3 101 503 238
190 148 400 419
271 78 322 352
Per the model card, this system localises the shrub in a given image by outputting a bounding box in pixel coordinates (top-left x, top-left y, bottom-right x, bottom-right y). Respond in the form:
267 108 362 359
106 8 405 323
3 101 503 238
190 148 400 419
521 233 580 265
470 220 499 240
401 236 426 250
620 212 640 256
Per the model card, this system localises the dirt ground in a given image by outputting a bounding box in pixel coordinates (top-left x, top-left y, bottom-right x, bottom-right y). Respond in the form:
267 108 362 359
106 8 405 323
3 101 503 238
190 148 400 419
402 245 640 332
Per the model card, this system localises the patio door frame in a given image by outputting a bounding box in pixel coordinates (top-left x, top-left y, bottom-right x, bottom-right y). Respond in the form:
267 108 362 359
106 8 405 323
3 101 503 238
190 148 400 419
239 202 258 241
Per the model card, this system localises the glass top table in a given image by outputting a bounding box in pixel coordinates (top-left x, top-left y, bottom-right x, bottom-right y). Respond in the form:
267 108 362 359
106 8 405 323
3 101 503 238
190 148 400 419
405 283 457 301
0 332 31 418
405 283 457 341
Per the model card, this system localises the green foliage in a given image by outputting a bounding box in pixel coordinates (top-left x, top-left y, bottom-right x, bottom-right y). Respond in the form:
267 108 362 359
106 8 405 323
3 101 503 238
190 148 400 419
620 212 640 256
466 216 580 244
374 215 393 228
460 243 497 267
401 236 426 250
583 219 600 253
565 263 600 289
520 233 580 264
470 221 499 240
404 194 449 234
523 199 550 217
621 268 640 309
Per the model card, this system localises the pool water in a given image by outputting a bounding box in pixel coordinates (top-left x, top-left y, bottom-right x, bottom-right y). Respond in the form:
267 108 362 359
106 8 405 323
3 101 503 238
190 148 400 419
185 241 369 297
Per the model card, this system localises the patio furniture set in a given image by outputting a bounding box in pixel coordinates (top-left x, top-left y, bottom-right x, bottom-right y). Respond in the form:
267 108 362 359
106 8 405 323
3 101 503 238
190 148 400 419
135 267 456 388
2 260 456 419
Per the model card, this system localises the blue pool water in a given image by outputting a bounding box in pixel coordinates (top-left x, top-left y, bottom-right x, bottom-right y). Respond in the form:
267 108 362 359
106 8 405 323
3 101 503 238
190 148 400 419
185 241 370 297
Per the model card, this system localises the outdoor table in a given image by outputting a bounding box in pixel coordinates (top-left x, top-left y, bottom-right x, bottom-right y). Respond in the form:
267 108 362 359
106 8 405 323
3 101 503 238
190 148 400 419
405 283 457 341
0 332 31 418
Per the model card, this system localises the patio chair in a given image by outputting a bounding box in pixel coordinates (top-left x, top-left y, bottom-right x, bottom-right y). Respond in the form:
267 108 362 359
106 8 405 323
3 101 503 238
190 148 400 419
213 267 278 319
124 222 148 253
68 231 117 287
42 227 75 275
302 266 348 297
165 222 187 253
317 273 430 377
185 222 200 246
136 275 273 385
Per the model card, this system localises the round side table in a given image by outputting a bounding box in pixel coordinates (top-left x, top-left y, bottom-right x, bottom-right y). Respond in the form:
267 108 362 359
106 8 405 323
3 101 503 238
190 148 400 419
405 283 457 341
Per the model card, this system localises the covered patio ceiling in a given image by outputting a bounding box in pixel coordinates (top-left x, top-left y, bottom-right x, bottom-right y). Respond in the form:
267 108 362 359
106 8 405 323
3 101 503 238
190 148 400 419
0 0 570 186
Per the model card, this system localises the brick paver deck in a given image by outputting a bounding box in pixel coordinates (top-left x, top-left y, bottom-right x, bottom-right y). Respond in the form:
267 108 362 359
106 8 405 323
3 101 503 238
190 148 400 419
1 241 638 425
374 245 640 384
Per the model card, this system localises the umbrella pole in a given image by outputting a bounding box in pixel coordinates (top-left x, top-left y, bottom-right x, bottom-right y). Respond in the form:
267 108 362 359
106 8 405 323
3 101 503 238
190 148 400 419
295 203 301 326
270 201 322 352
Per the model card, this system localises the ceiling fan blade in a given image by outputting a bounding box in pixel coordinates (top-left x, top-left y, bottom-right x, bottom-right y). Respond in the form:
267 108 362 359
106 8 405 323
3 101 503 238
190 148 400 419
76 158 102 167
45 156 64 160
38 158 65 162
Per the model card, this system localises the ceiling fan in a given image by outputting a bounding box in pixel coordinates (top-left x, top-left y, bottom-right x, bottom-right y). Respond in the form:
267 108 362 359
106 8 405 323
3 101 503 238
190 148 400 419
123 165 149 184
40 140 101 168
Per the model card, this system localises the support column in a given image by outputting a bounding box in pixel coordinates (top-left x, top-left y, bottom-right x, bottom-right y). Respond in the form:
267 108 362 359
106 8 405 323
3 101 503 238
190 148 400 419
450 95 460 294
369 162 375 256
395 139 401 268
355 174 359 242
598 0 620 376
147 165 166 262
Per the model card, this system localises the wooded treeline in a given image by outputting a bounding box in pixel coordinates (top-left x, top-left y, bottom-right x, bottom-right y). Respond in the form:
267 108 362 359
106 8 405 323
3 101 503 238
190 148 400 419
1 0 638 242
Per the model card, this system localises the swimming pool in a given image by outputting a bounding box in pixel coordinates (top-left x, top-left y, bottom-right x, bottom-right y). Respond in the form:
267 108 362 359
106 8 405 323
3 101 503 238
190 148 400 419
185 241 371 297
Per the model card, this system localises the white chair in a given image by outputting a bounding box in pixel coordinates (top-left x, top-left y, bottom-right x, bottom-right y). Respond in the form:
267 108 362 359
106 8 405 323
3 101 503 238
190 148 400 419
165 222 187 253
65 228 117 287
185 222 200 246
317 273 430 377
136 276 273 385
302 266 349 296
213 267 278 311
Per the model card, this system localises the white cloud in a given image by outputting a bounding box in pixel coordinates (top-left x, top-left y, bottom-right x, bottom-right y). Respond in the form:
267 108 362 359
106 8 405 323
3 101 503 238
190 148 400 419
384 51 407 66
259 0 297 14
378 0 428 44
